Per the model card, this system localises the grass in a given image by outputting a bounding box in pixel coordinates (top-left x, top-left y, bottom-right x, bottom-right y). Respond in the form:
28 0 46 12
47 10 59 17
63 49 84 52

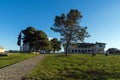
26 54 120 80
0 53 37 68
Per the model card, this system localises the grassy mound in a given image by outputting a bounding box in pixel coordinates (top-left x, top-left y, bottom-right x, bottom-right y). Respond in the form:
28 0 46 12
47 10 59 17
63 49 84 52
26 54 120 80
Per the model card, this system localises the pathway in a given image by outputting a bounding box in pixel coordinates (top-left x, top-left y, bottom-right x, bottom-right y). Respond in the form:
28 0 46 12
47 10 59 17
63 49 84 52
0 54 46 80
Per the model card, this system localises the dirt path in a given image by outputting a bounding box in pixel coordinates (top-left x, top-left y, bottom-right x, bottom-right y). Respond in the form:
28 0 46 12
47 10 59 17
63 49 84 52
0 54 46 80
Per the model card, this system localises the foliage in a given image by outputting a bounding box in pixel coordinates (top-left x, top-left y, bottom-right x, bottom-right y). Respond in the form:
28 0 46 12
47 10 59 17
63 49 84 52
17 32 22 46
0 53 37 68
44 41 53 53
18 27 49 52
33 30 49 52
50 38 61 53
51 9 90 56
26 54 120 80
17 32 22 51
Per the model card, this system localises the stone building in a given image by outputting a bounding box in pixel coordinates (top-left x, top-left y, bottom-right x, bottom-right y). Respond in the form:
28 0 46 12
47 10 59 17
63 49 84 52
65 42 106 54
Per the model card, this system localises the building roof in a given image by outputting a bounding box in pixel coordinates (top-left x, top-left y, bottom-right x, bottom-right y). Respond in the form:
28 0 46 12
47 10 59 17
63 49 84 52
77 43 95 48
96 42 106 45
70 42 106 48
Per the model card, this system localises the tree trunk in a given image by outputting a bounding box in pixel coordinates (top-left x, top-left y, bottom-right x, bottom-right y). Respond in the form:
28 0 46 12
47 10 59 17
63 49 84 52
65 39 71 56
65 43 69 56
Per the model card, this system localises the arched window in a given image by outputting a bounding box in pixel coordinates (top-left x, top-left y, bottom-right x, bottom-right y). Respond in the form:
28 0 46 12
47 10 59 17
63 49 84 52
75 50 77 53
72 50 74 53
78 50 81 53
82 50 84 53
88 49 90 52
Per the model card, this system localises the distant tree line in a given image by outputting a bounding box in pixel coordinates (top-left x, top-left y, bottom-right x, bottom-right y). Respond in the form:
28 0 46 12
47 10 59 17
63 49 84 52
17 27 61 53
106 48 120 54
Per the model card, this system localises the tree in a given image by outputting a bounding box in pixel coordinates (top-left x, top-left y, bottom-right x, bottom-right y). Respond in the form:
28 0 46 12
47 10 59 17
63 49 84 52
22 27 36 52
106 48 120 54
17 32 22 52
51 38 61 53
33 30 49 53
44 41 53 53
51 9 90 56
18 26 49 52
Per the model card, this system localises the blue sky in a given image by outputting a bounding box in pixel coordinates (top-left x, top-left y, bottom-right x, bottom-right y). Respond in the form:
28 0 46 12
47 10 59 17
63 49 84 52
0 0 120 51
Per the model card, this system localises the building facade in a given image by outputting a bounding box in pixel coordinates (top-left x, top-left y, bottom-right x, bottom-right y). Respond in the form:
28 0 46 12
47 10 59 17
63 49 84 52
22 43 33 52
65 42 106 54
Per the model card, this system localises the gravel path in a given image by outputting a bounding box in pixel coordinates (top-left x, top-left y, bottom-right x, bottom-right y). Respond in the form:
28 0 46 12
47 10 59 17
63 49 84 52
0 54 46 80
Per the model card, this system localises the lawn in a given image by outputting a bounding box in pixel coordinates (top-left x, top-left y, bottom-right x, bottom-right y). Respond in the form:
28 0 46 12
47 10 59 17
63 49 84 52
26 54 120 80
0 53 37 68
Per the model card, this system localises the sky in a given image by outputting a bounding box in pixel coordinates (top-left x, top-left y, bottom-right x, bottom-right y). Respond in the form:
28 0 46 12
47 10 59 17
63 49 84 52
0 0 120 51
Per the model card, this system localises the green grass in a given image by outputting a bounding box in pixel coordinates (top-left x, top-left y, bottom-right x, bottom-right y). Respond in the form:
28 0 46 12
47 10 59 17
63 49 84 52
26 54 120 80
0 53 37 68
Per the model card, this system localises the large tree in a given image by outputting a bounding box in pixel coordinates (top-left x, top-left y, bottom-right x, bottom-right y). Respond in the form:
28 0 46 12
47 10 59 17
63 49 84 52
33 30 49 53
17 32 22 52
17 27 49 52
51 9 90 56
22 27 36 51
51 38 61 53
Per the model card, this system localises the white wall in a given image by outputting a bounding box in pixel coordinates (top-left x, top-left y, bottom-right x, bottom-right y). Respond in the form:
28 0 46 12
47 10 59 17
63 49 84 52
0 48 4 53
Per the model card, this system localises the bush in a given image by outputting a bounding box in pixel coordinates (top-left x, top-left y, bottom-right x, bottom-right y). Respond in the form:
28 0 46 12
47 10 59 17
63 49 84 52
0 53 8 56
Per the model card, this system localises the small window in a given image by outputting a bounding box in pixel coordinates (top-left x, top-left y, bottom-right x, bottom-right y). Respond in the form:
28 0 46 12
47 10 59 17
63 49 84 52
91 49 94 52
99 45 102 47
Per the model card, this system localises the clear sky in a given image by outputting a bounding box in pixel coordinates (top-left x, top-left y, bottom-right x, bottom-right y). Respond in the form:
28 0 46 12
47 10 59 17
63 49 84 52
0 0 120 51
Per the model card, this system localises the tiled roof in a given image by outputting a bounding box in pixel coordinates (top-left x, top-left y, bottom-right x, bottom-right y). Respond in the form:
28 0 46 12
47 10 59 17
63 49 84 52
77 43 95 48
70 42 106 48
96 42 106 44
